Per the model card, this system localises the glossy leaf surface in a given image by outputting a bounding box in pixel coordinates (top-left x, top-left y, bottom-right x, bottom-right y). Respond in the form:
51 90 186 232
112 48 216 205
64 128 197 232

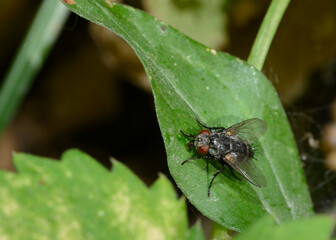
62 0 313 231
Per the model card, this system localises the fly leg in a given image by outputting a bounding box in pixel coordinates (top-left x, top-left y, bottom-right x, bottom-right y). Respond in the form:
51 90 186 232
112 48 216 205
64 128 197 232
181 155 211 165
208 165 226 197
179 129 195 138
195 118 226 131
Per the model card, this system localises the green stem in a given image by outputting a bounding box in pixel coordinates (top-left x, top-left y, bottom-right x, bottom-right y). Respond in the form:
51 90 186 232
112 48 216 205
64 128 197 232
247 0 290 70
0 1 69 135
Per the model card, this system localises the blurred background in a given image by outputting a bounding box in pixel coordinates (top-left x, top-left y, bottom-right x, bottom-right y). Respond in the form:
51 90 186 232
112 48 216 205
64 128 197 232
1 0 336 231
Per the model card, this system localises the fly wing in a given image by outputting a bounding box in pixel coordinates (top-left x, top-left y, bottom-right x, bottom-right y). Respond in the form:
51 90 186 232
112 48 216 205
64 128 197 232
225 153 267 188
226 118 267 143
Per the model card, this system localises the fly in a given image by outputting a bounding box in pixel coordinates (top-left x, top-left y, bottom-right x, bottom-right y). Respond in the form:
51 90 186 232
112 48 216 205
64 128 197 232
180 118 267 197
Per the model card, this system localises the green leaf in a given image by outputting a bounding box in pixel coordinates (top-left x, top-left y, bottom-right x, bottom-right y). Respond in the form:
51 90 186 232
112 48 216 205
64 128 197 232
143 0 228 48
234 215 334 240
187 221 205 240
61 0 313 231
0 149 204 240
210 222 234 240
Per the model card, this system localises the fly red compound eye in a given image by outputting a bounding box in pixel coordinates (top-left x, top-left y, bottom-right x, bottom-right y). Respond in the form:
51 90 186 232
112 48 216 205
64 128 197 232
197 144 209 154
198 129 210 136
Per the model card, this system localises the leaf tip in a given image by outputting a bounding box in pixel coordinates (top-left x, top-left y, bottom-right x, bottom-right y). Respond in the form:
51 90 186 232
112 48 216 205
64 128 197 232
105 0 116 8
61 148 84 159
157 172 167 179
61 0 76 5
109 157 127 173
109 156 118 165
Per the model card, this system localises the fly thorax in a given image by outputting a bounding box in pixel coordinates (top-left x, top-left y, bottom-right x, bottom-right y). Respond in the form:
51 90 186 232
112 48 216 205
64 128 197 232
211 134 231 151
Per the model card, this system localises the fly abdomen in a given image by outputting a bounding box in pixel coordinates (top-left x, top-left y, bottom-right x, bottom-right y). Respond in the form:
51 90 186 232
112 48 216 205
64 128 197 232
232 138 254 160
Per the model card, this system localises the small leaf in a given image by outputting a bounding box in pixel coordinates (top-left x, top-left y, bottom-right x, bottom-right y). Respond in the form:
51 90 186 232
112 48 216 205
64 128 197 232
210 222 234 240
234 215 334 240
0 149 204 240
61 0 313 231
187 221 206 240
143 0 228 48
